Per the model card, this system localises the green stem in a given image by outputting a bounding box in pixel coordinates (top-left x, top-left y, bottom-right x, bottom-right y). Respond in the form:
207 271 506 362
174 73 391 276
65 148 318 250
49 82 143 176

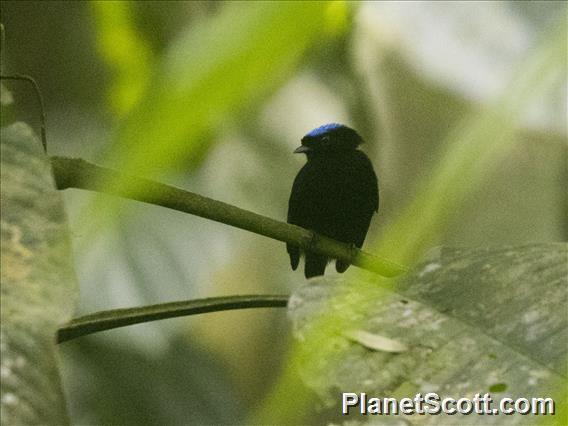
57 295 289 344
50 156 408 277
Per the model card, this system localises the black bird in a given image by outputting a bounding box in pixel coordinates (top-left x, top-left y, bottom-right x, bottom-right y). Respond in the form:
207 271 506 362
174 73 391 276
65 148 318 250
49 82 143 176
287 123 379 278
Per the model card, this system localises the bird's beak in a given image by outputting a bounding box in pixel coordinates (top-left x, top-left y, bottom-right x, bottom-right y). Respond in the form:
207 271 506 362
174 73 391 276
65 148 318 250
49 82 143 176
294 145 311 154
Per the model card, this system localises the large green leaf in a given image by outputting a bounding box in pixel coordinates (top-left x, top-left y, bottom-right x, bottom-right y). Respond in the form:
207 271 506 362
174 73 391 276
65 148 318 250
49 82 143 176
288 244 567 424
110 1 338 183
1 123 78 425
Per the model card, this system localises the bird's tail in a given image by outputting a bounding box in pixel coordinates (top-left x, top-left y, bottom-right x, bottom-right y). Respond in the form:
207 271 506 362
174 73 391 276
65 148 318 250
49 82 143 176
287 243 300 270
305 254 327 278
335 260 350 273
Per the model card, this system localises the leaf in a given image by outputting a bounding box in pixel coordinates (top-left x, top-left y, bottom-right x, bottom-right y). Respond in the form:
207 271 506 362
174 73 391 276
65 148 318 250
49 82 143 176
344 330 408 353
288 244 567 424
90 1 153 116
375 18 567 265
1 123 78 425
79 1 346 243
108 1 339 186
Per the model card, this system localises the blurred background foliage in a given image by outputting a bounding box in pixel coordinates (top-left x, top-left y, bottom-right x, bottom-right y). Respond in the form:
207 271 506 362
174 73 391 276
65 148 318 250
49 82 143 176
1 1 566 424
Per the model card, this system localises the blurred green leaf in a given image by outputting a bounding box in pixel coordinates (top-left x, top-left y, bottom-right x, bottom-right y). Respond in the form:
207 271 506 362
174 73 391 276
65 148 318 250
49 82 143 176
288 244 567 424
109 1 341 184
376 17 567 265
77 1 349 248
91 0 153 116
1 123 78 425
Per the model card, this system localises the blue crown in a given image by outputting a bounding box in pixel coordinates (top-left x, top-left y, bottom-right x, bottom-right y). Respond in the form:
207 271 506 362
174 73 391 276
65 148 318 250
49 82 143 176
304 123 346 138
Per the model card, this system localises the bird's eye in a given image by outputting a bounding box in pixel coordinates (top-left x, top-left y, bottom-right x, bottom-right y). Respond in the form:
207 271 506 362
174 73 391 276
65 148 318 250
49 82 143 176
321 136 330 145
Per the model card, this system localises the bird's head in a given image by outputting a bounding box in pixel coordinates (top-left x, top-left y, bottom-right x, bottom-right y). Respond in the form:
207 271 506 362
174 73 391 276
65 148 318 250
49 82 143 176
295 123 363 158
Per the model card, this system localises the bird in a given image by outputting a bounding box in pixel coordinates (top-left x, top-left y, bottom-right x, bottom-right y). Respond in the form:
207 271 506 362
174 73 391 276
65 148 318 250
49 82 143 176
287 123 379 278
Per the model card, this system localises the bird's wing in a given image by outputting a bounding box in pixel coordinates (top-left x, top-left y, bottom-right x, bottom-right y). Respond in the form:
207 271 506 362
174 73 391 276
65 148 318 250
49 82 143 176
358 153 379 244
335 153 378 274
287 167 310 270
359 151 379 213
336 152 379 245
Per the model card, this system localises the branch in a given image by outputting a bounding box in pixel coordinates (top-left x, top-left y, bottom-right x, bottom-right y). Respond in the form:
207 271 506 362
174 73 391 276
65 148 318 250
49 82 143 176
50 156 408 277
57 295 289 344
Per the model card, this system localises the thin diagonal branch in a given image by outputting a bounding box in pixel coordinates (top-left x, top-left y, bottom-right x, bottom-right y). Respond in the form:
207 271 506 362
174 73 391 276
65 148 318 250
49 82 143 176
50 156 408 277
57 295 289 344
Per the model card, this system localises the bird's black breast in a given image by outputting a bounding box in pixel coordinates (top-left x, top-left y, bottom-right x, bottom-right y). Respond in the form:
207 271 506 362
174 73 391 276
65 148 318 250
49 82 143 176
287 150 378 246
